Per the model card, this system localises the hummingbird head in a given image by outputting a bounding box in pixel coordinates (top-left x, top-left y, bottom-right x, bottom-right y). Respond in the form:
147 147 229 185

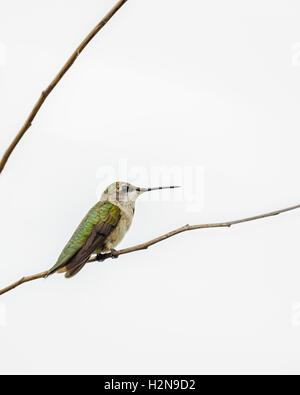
101 182 180 206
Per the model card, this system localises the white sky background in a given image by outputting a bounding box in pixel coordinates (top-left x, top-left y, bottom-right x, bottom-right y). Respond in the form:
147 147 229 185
1 0 300 374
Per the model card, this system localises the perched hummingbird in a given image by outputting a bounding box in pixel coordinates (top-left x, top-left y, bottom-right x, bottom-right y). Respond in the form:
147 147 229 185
48 182 179 278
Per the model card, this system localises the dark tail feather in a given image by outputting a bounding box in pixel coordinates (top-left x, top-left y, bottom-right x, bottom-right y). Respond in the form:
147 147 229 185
49 253 90 278
65 261 88 278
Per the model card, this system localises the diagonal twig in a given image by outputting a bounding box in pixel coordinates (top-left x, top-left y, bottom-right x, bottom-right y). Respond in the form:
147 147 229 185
0 271 50 297
0 0 129 174
1 203 299 296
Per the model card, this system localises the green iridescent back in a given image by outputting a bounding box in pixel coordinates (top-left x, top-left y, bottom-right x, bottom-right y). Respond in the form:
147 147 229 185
50 201 120 272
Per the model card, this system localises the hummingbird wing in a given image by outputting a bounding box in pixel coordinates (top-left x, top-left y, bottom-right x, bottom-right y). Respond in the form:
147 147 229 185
48 201 120 277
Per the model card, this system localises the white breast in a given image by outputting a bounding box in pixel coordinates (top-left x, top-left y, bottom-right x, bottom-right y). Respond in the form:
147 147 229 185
102 205 134 252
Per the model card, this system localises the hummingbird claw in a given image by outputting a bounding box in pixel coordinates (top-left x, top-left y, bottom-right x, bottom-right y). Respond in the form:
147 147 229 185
95 249 118 262
95 254 105 262
110 249 118 259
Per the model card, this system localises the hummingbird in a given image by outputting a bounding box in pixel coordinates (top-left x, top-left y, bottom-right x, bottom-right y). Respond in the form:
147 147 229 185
48 182 179 278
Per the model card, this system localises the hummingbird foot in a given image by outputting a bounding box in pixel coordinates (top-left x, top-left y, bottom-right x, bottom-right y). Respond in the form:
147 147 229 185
95 249 118 262
110 249 119 260
95 253 106 262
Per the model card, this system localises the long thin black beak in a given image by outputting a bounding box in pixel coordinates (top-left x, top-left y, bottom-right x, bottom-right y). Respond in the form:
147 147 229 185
137 186 181 192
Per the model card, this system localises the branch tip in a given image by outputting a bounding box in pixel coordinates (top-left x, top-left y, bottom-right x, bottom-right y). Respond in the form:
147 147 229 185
0 0 129 174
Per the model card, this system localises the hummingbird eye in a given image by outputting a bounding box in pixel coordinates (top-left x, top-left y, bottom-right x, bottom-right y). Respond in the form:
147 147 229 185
122 185 132 193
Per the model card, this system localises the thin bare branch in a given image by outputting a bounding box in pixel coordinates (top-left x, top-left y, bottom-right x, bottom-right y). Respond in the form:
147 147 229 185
0 0 128 174
0 270 50 296
1 203 299 296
